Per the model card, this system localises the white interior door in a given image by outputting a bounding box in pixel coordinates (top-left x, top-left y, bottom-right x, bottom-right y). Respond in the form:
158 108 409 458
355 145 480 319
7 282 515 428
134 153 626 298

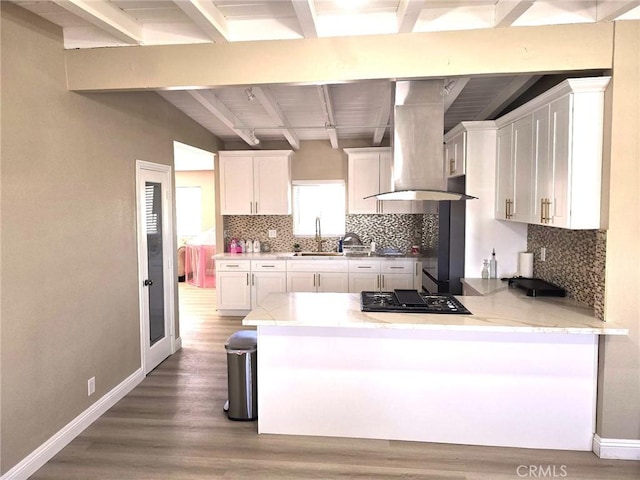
136 161 175 374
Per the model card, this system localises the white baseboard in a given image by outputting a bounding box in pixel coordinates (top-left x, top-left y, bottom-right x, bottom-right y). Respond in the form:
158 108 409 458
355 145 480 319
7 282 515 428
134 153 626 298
1 368 144 480
593 434 640 460
174 336 182 352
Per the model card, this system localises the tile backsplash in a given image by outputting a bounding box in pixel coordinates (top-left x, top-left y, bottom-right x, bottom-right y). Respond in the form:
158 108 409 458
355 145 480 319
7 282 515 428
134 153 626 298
223 214 438 254
527 224 606 319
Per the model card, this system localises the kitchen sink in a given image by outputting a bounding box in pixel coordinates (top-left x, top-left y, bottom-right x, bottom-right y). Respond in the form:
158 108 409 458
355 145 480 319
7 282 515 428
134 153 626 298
293 252 344 257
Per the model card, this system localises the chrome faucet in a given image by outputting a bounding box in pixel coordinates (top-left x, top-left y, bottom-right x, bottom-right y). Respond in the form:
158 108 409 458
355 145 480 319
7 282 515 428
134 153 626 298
315 217 326 252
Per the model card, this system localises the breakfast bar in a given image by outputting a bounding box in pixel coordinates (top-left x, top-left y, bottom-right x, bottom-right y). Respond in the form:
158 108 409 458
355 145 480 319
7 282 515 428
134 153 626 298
243 287 626 451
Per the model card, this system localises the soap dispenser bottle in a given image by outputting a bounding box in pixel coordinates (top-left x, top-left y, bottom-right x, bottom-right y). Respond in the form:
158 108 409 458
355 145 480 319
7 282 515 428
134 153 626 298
253 238 261 253
482 260 490 279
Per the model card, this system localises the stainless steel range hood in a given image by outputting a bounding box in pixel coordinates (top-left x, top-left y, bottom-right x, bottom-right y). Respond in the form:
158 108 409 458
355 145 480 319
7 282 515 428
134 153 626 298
366 79 476 202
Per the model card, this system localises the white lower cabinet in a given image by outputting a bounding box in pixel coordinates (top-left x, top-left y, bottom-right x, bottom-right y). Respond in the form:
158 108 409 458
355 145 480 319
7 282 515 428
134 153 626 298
286 260 349 293
216 260 251 313
347 260 420 292
251 260 286 308
217 258 421 314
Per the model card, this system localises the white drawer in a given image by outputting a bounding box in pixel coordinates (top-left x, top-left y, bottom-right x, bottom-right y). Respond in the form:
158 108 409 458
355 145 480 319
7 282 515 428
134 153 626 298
348 260 380 272
216 260 251 272
251 260 286 272
287 260 348 273
380 260 414 274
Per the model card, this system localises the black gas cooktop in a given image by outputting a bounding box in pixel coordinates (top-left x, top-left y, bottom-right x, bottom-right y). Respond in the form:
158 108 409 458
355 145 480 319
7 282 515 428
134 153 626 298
360 290 471 314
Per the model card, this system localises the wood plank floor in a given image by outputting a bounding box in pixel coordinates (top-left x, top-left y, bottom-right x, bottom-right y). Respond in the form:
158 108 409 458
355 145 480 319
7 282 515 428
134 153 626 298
32 284 639 479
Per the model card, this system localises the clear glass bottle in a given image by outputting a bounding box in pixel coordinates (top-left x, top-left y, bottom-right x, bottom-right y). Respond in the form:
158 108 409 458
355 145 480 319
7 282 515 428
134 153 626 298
481 259 490 279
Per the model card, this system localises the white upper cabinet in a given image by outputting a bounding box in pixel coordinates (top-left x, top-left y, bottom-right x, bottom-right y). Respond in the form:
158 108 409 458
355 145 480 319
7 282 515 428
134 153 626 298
346 148 423 214
495 77 610 229
444 132 466 178
219 150 293 215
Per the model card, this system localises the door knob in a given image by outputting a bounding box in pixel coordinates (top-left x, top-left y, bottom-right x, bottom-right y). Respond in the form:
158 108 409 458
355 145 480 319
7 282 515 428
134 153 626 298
143 279 153 286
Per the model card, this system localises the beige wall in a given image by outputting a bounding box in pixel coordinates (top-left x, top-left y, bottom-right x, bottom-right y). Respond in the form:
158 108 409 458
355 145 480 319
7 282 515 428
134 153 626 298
597 20 640 439
175 170 216 242
0 3 220 473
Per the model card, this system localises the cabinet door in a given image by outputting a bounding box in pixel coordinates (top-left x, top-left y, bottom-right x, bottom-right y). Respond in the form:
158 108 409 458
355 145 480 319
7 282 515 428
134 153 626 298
219 156 254 215
251 271 287 307
254 155 291 215
381 274 414 291
445 133 466 178
287 271 316 292
349 273 380 293
216 272 251 310
348 153 381 214
549 96 571 228
512 115 534 223
533 105 552 225
495 125 514 220
317 272 349 293
378 152 414 214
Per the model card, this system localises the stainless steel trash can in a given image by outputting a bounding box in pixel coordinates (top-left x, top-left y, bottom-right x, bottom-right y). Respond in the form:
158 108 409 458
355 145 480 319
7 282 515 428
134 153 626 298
224 330 257 421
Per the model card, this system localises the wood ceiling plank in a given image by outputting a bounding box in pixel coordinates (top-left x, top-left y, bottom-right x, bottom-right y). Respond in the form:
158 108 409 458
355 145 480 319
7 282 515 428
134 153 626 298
596 0 640 22
52 0 143 44
397 0 425 33
188 90 261 147
473 75 541 120
174 0 229 42
318 85 339 149
252 86 300 149
292 0 318 38
494 0 535 27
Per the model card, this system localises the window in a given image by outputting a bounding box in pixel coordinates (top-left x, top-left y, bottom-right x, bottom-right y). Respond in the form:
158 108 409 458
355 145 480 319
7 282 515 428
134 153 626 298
176 186 202 237
293 181 345 236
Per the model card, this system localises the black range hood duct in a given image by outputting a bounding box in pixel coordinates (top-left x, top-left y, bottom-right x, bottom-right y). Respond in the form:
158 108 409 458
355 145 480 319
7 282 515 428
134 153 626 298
366 79 476 202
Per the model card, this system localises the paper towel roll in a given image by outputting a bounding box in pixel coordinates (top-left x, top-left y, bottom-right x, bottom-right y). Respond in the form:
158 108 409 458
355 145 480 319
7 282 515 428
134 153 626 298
518 252 534 278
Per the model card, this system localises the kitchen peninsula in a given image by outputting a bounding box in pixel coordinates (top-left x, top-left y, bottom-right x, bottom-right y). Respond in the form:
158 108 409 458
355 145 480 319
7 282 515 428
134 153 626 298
243 287 626 451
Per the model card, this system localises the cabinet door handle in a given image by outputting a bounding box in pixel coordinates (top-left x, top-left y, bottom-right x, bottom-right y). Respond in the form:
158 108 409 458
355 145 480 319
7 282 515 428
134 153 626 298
389 266 403 269
250 201 253 214
317 273 321 288
252 274 255 286
415 263 419 276
313 274 316 287
246 273 249 286
262 265 275 268
357 266 372 269
227 264 240 268
377 274 380 289
255 201 258 214
540 198 545 223
381 275 385 288
449 158 455 175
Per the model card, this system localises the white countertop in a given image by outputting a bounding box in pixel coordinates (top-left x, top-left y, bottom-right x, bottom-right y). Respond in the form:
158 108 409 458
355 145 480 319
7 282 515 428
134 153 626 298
214 252 423 261
243 289 627 335
461 278 509 296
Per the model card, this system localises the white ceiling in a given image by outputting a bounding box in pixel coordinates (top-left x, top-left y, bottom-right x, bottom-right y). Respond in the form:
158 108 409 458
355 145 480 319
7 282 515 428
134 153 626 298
15 1 639 148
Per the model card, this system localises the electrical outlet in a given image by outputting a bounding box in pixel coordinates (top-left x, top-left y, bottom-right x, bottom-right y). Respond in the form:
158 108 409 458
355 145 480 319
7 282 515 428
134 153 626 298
88 376 95 396
540 247 546 262
268 229 277 238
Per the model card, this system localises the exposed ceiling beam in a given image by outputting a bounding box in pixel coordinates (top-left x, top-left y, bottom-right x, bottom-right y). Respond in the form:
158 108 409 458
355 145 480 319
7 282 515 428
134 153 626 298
397 0 425 33
443 77 471 112
53 0 143 44
596 0 640 22
494 0 535 27
188 90 261 148
251 87 300 150
473 75 542 120
373 84 391 145
318 85 339 149
174 0 229 43
292 0 318 38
